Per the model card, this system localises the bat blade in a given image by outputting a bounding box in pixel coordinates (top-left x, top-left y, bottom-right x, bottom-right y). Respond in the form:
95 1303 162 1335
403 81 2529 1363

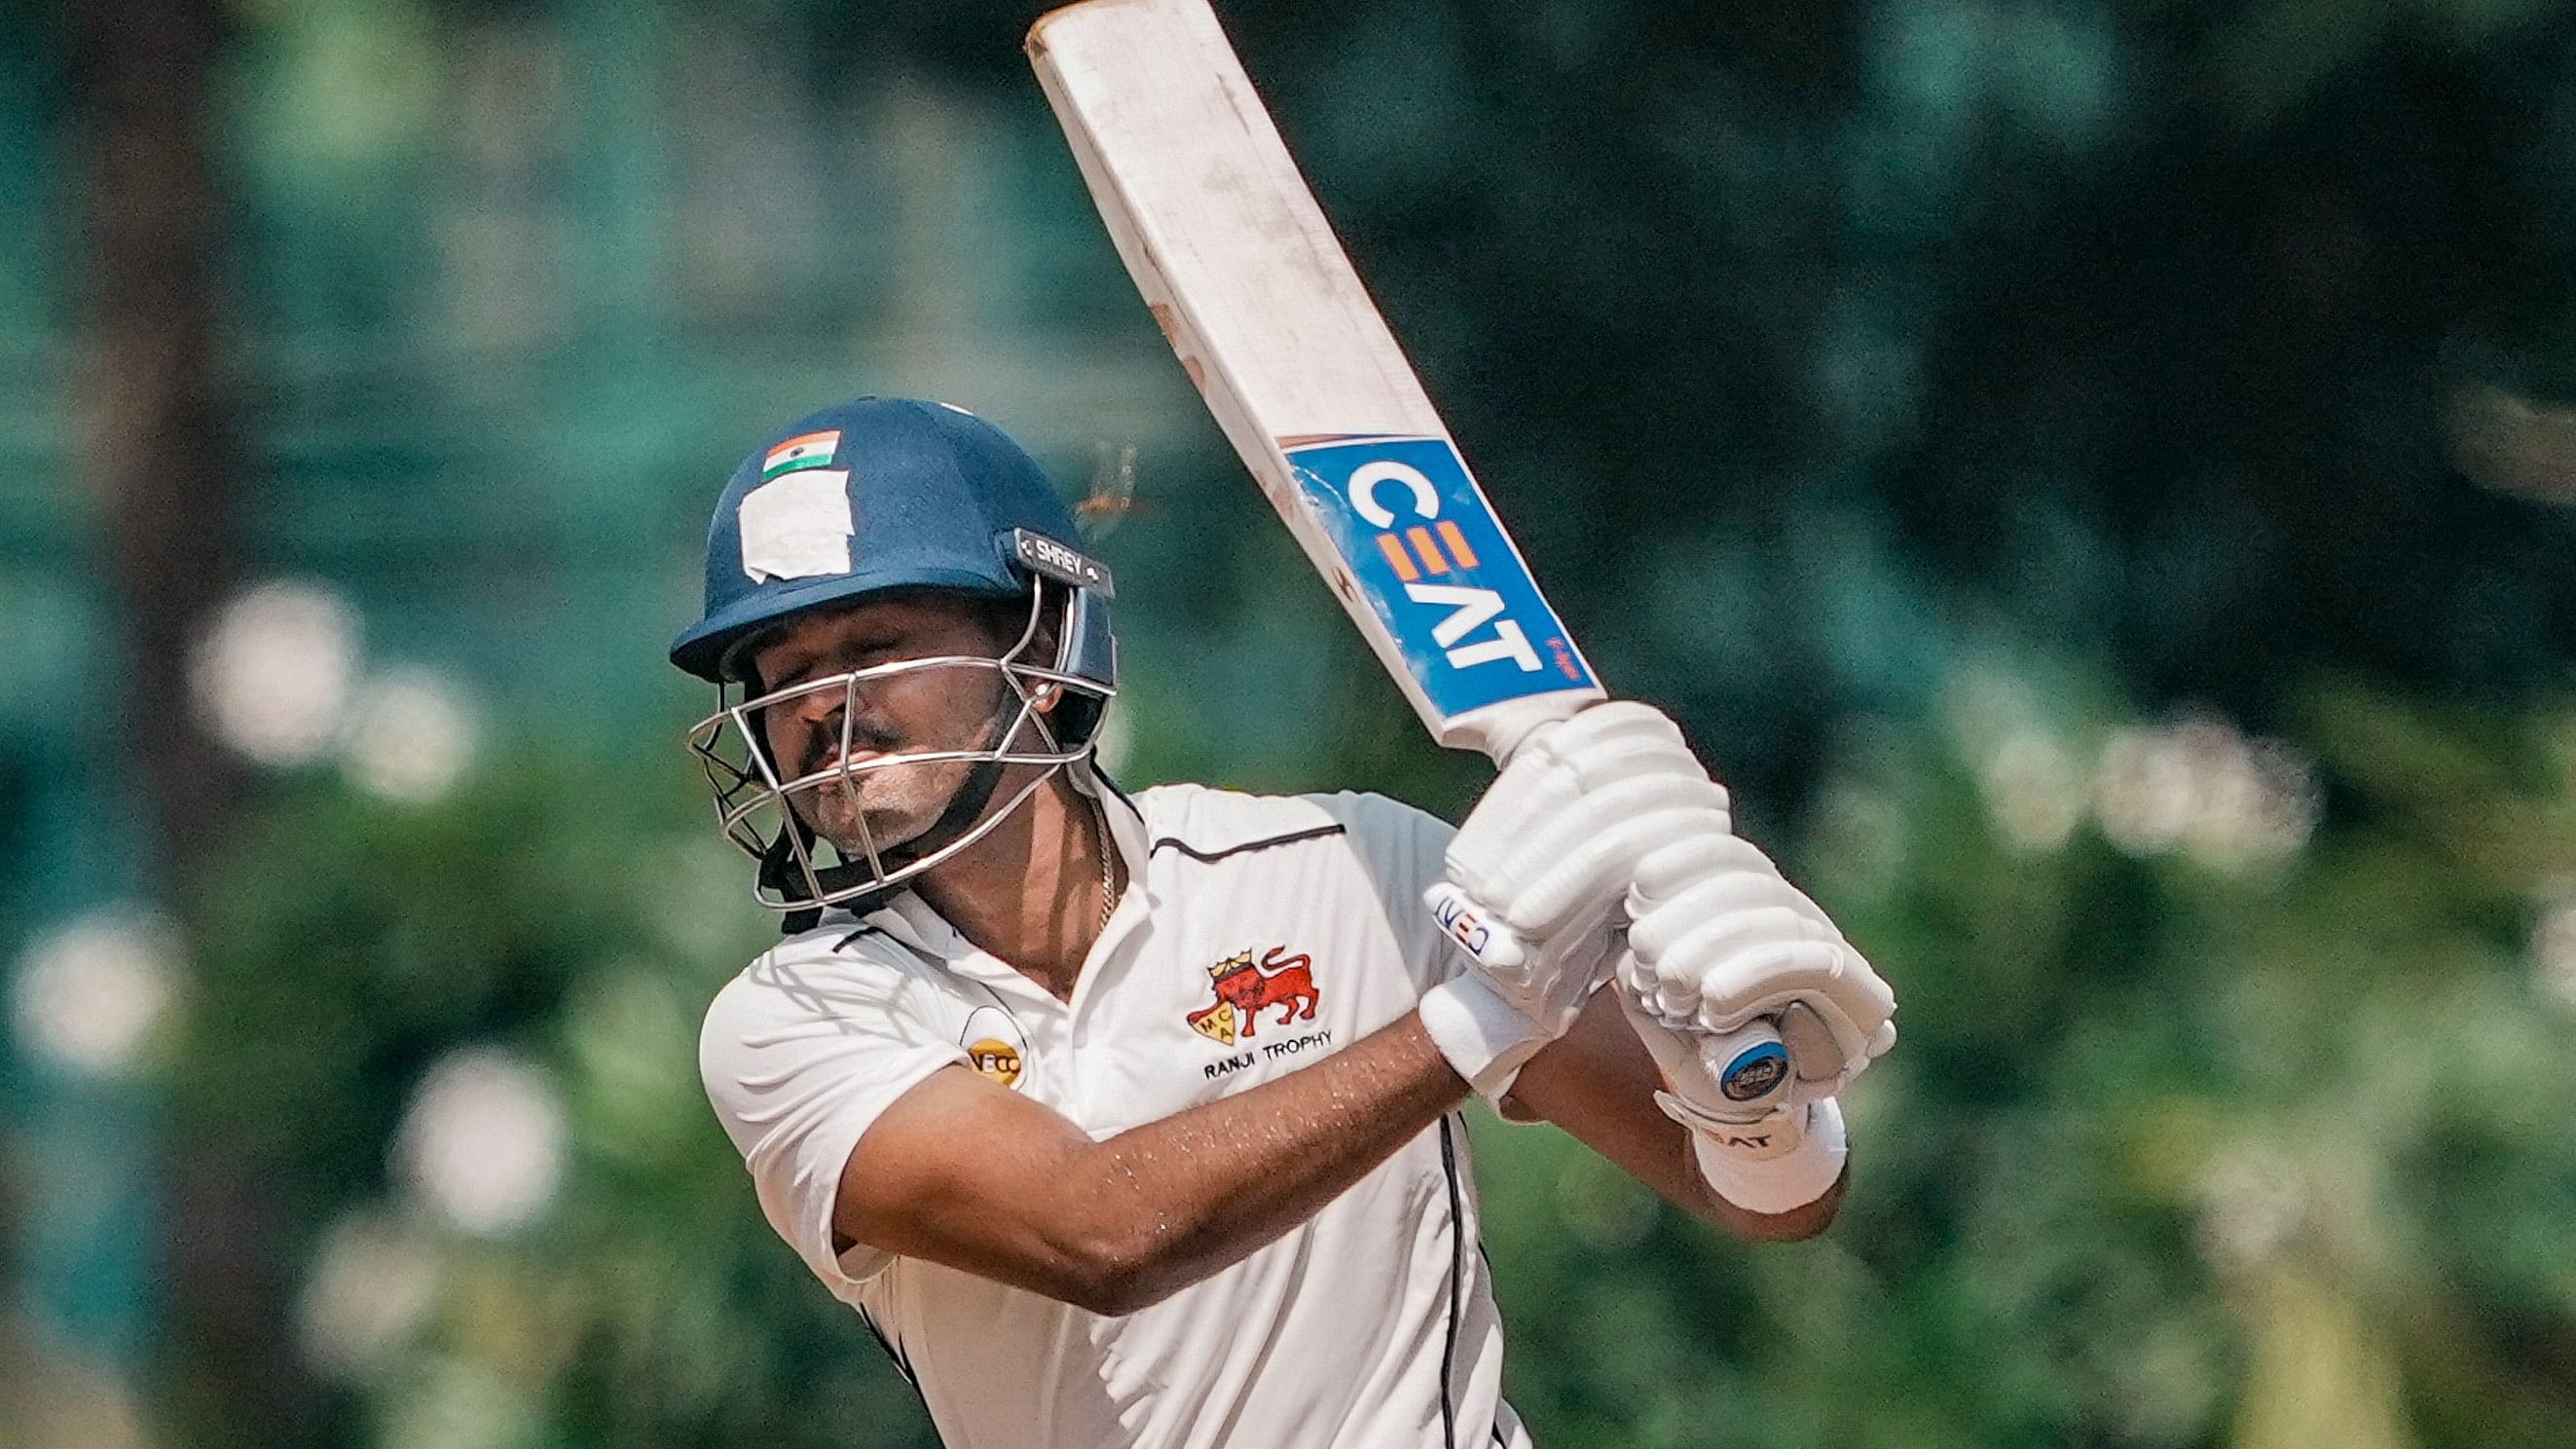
1028 0 1602 760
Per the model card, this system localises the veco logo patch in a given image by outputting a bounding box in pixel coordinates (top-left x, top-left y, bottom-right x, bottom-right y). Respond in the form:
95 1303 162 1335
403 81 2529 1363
960 1005 1027 1089
1281 434 1595 721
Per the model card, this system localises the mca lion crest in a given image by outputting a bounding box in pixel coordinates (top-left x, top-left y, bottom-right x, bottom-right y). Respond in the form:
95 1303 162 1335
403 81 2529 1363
1185 947 1319 1046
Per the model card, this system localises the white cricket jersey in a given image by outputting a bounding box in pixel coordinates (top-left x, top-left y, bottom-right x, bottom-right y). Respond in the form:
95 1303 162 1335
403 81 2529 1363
699 782 1533 1449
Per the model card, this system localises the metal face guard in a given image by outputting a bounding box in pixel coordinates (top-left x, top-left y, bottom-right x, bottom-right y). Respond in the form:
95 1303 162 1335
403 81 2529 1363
684 583 1116 913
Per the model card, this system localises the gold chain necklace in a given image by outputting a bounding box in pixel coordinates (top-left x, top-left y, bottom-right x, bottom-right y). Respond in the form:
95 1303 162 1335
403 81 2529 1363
1092 795 1122 936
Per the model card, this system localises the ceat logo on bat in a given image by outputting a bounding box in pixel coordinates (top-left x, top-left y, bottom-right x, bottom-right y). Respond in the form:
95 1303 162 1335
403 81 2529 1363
1186 947 1320 1047
1280 435 1595 721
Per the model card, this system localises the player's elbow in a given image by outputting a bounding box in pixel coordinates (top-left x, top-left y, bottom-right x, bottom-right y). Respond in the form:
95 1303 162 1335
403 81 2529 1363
1049 1271 1139 1318
1062 1266 1170 1318
1049 1225 1196 1317
1048 1244 1152 1317
1058 1259 1197 1318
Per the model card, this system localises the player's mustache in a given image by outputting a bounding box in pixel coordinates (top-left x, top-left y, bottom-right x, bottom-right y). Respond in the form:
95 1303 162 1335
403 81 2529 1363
799 718 903 777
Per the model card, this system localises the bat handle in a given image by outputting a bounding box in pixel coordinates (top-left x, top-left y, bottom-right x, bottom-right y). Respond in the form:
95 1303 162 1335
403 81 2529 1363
1453 691 1596 765
1698 1019 1791 1111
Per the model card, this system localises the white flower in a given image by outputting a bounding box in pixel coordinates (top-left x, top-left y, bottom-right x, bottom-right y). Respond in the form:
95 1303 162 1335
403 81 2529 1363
2095 713 2318 873
1979 729 2085 854
298 1210 441 1380
12 908 182 1078
190 580 360 767
2195 1147 2305 1271
2094 724 2200 855
343 667 480 804
393 1047 567 1237
2529 898 2576 1009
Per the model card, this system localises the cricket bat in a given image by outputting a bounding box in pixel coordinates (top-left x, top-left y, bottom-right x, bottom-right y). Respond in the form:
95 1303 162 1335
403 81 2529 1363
1027 0 1600 762
1029 0 1786 1104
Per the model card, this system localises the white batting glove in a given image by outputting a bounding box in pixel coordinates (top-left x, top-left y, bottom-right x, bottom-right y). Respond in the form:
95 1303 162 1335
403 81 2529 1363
1618 993 1850 1214
1418 703 1732 1099
1617 833 1896 1096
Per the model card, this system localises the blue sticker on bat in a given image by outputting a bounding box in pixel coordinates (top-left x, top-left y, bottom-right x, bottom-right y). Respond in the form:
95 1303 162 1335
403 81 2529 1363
1281 434 1596 720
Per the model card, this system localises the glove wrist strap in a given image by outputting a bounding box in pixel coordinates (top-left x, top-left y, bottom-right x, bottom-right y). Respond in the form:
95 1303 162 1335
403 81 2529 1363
1679 1096 1848 1215
1417 974 1547 1103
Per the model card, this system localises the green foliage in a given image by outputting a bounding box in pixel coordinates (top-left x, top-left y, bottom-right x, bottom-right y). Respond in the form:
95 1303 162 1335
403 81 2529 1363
1484 676 2576 1448
174 753 937 1448
23 0 2576 1443
162 677 2576 1448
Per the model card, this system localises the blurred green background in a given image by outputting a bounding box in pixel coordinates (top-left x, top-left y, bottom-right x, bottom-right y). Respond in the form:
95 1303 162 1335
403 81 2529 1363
6 0 2576 1444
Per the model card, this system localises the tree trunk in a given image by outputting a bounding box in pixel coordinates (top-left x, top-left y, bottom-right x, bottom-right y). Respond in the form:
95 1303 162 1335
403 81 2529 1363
76 0 241 868
71 3 305 1444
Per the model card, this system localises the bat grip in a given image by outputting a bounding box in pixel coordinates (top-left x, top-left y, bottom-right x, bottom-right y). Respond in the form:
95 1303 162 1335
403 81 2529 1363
1459 692 1595 765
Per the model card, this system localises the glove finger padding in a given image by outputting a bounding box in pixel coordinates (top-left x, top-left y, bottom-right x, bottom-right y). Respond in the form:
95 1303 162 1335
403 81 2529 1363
1631 874 1837 965
1470 893 1624 1033
1484 796 1733 938
1697 940 1891 1037
1617 988 1713 1101
1624 905 1833 1022
1456 705 1712 845
1417 898 1626 1102
1521 699 1700 774
1623 947 1880 1071
1447 703 1731 942
1776 1000 1855 1104
1621 834 1896 1078
1629 835 1844 938
1680 943 1889 1069
1455 747 1725 886
1631 832 1768 901
1618 987 1858 1155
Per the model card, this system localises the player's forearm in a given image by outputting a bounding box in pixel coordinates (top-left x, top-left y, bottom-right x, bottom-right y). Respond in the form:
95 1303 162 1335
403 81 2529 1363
1052 1010 1467 1314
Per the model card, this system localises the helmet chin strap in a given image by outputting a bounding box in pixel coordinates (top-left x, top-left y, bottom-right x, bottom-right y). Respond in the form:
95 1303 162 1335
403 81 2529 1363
765 697 1026 934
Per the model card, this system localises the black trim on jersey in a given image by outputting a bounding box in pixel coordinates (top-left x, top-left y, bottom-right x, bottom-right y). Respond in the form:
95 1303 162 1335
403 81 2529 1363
856 1304 921 1391
1437 1113 1466 1448
1093 764 1147 823
1482 1250 1511 1447
1149 823 1348 864
839 924 959 982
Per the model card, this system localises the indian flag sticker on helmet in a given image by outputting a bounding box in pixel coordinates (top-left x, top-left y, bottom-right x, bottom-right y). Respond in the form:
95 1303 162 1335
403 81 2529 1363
762 430 841 479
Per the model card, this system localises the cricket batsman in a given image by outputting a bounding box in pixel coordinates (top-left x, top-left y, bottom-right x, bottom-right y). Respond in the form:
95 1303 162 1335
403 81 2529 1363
677 397 1898 1448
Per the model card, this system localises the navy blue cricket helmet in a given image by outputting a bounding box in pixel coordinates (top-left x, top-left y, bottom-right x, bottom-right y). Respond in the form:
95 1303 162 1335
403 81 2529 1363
672 396 1114 694
672 397 1119 919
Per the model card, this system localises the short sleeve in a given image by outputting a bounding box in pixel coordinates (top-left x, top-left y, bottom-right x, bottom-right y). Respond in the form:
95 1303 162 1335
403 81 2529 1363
699 941 970 1294
1306 790 1463 995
